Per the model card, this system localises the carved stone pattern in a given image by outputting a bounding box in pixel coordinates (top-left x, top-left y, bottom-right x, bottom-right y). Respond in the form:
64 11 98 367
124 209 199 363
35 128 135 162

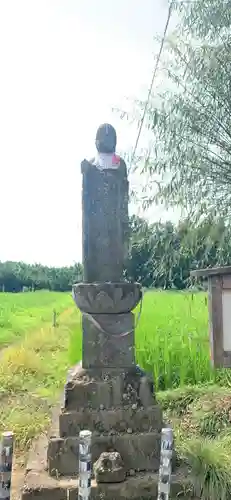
73 282 142 315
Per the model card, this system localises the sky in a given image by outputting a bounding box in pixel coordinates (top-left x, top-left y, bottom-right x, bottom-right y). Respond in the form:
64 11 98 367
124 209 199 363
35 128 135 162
0 0 174 266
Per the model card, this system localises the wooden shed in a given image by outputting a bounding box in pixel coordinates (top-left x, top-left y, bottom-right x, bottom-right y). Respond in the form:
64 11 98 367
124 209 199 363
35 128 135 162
191 266 231 368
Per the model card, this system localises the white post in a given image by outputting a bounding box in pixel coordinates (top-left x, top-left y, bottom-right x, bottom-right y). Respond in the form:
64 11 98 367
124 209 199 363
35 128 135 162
157 427 173 500
0 432 14 500
78 430 92 500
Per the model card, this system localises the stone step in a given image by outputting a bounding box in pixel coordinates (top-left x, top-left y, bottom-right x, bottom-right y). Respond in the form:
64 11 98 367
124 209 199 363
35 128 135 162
48 432 161 476
59 405 163 437
22 424 194 500
64 364 155 410
22 469 197 500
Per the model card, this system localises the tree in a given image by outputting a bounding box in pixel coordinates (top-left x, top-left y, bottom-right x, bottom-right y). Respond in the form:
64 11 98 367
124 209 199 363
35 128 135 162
126 215 231 289
0 261 83 293
126 215 154 286
2 215 231 292
133 0 231 220
178 0 231 40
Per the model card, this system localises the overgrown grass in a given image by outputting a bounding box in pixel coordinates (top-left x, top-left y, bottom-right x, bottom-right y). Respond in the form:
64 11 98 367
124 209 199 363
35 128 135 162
0 303 80 457
0 291 73 347
181 437 231 500
158 384 231 499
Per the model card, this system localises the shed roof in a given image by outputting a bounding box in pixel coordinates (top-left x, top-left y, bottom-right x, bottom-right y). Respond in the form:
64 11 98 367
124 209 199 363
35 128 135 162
191 266 231 279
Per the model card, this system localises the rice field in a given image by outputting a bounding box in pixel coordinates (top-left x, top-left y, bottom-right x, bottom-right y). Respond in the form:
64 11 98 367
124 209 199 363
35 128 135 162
0 290 73 347
0 289 213 397
69 289 211 389
136 291 211 389
1 290 209 386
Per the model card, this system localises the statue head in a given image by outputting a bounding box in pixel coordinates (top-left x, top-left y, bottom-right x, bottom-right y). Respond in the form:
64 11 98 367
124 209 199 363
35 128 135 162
95 124 117 154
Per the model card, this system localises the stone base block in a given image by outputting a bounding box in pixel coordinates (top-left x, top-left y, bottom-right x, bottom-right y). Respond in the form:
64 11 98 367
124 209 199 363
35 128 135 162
22 469 197 500
22 432 194 500
65 363 155 410
59 405 163 436
48 432 161 476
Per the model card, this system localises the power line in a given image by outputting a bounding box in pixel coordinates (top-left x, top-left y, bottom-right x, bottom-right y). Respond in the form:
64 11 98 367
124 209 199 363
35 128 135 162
131 1 173 162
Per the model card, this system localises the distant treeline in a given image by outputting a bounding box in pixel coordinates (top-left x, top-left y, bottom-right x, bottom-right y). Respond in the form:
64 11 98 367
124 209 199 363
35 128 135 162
0 261 83 292
1 216 231 292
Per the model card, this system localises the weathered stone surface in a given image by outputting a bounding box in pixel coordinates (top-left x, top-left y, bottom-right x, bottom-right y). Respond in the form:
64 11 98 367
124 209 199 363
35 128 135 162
22 469 197 500
65 374 111 410
94 451 126 483
64 364 155 410
48 432 161 476
82 312 135 369
81 159 129 283
59 406 163 436
22 432 193 500
73 282 142 314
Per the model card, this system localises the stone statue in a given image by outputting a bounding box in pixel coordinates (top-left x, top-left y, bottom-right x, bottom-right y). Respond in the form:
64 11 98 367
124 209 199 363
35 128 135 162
67 123 164 485
81 123 129 283
73 124 142 370
22 124 176 500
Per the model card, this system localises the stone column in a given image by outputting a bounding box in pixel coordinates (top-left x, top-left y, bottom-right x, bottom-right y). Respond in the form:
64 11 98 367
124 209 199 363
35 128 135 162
81 159 129 283
73 282 141 370
73 130 141 372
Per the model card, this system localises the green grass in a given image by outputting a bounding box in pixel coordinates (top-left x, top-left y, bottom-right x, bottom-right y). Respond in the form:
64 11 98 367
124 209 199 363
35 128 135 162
69 289 212 389
0 290 80 462
179 437 231 500
2 289 231 499
136 291 211 389
0 291 73 347
159 384 231 499
0 302 80 457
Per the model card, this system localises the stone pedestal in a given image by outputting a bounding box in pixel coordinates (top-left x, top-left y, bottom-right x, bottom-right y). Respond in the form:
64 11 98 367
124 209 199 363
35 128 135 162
21 364 194 500
48 364 163 478
41 280 169 495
